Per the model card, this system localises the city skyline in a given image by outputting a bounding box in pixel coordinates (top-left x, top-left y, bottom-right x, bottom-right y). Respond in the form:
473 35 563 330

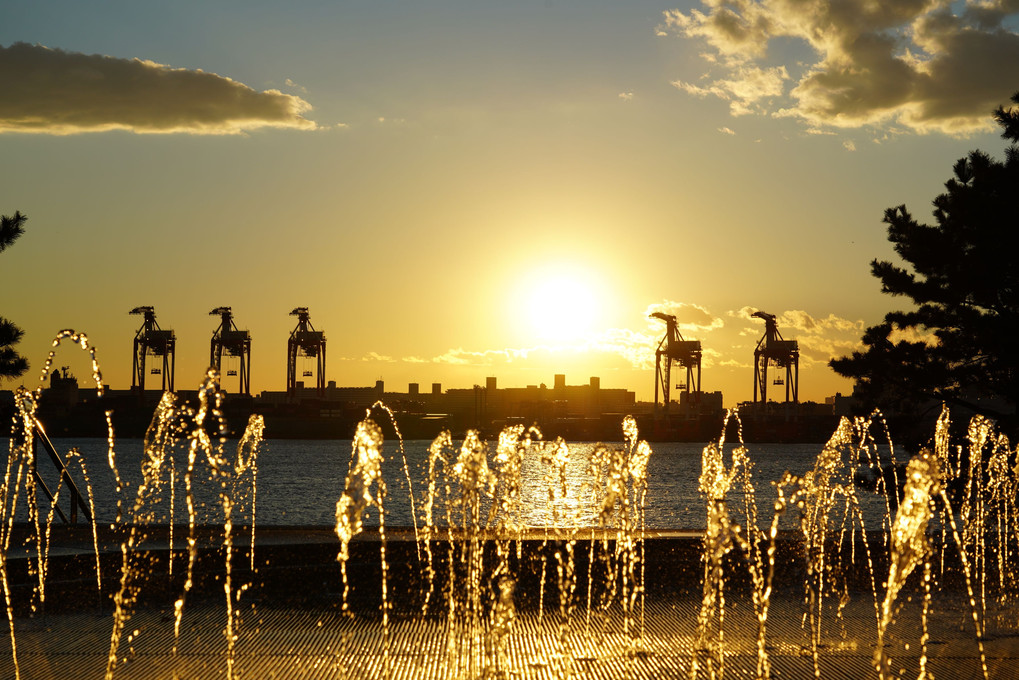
2 1 1019 406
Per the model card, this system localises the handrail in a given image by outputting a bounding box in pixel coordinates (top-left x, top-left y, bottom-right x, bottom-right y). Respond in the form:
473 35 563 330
30 418 93 524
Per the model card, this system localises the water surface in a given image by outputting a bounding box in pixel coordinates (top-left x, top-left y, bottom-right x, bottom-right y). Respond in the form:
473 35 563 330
7 437 891 532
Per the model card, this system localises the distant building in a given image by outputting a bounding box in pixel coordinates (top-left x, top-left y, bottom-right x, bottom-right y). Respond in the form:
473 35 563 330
260 379 385 410
677 390 724 419
826 392 856 418
254 373 636 438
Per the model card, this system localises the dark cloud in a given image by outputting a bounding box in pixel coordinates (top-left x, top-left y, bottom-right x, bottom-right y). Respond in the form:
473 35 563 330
0 43 315 135
663 0 1019 134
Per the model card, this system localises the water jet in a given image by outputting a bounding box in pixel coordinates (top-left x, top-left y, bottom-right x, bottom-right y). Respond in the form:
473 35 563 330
2 333 1017 679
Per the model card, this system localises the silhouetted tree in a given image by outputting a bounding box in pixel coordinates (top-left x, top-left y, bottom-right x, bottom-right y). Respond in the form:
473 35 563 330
0 211 29 382
831 94 1019 439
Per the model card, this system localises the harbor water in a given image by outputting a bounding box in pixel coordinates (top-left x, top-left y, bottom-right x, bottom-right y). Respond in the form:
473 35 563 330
9 435 892 531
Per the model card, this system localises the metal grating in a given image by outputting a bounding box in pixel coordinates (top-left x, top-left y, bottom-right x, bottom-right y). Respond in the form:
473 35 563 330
0 592 1014 679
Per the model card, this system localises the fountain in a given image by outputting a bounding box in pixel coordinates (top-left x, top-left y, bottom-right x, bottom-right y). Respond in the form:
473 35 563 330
1 331 1018 679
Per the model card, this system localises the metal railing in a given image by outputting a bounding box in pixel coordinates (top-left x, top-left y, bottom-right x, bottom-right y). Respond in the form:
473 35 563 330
29 418 93 524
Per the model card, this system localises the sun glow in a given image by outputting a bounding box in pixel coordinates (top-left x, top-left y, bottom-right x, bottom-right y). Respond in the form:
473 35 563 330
518 269 602 344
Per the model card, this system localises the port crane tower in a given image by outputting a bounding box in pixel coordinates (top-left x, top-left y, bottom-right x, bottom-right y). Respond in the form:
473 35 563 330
651 311 702 415
287 307 326 397
209 307 251 395
129 306 176 392
751 310 799 404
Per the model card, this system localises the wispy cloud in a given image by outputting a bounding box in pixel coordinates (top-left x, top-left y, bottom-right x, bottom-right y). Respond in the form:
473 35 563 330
661 0 1019 134
430 347 533 366
401 302 728 375
0 43 316 135
584 328 659 370
351 303 866 382
283 78 308 95
397 335 657 373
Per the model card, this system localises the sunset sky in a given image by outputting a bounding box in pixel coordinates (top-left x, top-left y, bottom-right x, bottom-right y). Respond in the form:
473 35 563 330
2 1 1018 406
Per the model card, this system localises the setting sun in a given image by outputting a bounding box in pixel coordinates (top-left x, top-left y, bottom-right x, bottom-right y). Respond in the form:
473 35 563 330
518 269 601 344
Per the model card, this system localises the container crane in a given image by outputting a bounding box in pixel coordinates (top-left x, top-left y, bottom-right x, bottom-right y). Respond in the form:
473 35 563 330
129 306 176 392
651 311 702 415
287 307 326 397
751 310 799 404
209 307 251 395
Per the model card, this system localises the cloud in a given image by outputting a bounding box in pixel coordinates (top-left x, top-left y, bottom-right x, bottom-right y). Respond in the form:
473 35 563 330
283 78 308 95
412 329 659 374
778 310 863 334
0 42 315 135
384 303 867 383
672 64 788 116
721 308 865 366
888 325 938 346
843 140 856 151
727 306 759 322
619 92 634 101
795 334 864 366
661 0 1019 134
719 126 736 135
783 311 867 366
645 300 725 334
585 328 659 370
423 304 727 375
429 347 532 366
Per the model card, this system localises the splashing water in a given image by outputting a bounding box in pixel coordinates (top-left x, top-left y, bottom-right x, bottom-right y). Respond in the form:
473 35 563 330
403 419 654 679
5 332 1019 680
334 416 393 677
105 369 262 680
1 332 111 680
335 418 387 612
691 410 746 680
1 331 265 680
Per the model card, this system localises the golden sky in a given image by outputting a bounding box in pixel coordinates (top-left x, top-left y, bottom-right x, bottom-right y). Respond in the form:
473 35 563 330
2 1 1018 406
